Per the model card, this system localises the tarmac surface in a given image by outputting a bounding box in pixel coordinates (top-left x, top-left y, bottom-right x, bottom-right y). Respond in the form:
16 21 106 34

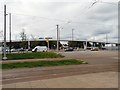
2 50 119 88
61 50 118 64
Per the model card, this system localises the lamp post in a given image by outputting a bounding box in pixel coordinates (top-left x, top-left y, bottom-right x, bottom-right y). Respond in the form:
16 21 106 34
28 37 30 50
106 34 108 46
72 29 74 48
85 39 87 50
9 13 11 53
72 29 74 41
3 5 7 60
93 37 95 47
56 25 59 53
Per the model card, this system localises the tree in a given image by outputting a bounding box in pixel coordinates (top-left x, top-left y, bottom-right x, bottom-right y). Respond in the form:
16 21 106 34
20 41 27 49
20 29 27 49
31 41 39 48
20 29 27 41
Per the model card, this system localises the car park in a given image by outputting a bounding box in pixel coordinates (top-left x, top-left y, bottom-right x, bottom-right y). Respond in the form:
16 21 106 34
91 47 99 51
64 47 74 52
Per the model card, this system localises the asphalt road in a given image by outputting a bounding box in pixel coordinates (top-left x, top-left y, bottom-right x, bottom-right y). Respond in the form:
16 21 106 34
60 50 118 64
2 50 118 84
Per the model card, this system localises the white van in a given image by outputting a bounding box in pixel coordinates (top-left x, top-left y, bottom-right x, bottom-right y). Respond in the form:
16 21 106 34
32 46 47 52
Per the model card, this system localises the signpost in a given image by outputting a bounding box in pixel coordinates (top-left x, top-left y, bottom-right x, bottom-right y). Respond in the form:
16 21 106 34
45 37 52 52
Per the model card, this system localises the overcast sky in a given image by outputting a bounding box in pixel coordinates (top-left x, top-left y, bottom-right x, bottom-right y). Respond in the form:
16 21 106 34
0 0 119 43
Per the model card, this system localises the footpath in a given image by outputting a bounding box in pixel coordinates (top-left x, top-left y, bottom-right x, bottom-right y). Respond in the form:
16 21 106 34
2 71 118 88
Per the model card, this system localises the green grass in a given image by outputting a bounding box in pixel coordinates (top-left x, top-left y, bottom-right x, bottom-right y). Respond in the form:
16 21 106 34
6 52 64 60
0 64 2 69
2 60 88 69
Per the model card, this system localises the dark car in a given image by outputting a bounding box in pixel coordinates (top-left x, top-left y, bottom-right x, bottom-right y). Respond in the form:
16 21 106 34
64 47 74 52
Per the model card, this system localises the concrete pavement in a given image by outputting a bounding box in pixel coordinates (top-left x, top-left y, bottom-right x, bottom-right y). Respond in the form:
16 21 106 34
2 71 118 88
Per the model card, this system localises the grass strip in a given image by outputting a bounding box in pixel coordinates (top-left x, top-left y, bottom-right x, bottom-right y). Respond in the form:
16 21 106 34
6 52 64 60
2 60 88 69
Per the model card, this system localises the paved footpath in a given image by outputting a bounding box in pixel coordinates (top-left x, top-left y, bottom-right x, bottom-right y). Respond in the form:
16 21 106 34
2 71 118 88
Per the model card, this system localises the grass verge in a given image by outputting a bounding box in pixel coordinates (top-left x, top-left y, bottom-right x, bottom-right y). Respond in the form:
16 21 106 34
6 52 64 60
2 60 88 69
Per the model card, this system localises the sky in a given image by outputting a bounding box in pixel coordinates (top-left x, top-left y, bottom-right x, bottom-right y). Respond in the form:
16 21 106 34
0 0 119 43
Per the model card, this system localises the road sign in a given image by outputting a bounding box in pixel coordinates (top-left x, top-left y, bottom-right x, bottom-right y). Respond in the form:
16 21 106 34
45 38 49 43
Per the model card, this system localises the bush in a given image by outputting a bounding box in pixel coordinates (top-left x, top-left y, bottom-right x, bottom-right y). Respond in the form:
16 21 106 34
6 52 64 60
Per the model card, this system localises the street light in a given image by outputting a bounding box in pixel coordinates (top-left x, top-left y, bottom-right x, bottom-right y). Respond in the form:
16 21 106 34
72 29 74 41
3 5 8 60
9 13 11 53
72 29 74 48
27 35 31 50
59 27 63 42
56 25 59 53
106 34 108 46
84 38 88 50
93 37 95 47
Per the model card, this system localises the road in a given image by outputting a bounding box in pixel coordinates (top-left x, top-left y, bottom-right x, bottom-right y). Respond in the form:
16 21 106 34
2 50 118 84
60 50 118 64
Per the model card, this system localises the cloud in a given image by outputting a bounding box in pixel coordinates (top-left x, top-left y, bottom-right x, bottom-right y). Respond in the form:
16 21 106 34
0 0 118 43
93 29 112 36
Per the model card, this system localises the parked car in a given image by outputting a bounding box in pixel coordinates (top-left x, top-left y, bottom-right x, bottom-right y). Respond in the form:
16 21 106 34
91 47 99 51
16 48 24 51
64 47 74 52
32 46 47 52
11 48 17 52
28 48 32 51
6 49 10 52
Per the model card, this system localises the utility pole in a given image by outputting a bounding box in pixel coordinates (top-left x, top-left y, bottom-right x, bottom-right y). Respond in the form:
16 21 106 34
3 5 7 60
28 40 30 50
85 39 87 50
72 29 74 48
9 13 11 53
72 29 74 41
48 40 49 52
58 27 60 51
106 34 108 47
106 34 108 44
93 37 95 47
56 25 59 52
